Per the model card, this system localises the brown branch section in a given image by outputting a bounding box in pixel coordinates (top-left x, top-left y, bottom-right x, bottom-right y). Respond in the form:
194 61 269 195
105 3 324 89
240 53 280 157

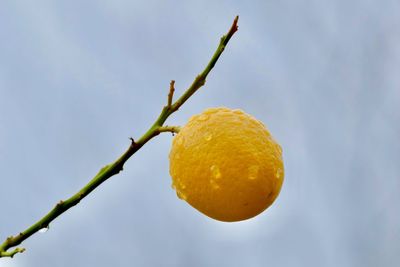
0 16 239 258
167 80 175 107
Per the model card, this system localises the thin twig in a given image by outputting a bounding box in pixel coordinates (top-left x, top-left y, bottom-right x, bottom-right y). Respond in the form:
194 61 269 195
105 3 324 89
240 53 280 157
0 247 25 258
0 16 239 258
167 80 175 107
158 125 181 134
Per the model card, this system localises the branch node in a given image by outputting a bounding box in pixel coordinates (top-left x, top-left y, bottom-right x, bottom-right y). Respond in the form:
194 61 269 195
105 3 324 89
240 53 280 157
158 126 181 134
56 200 64 208
1 247 26 258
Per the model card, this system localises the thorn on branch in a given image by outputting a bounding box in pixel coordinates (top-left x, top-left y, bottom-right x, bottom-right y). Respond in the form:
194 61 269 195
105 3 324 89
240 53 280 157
56 200 64 208
129 137 136 147
168 80 175 107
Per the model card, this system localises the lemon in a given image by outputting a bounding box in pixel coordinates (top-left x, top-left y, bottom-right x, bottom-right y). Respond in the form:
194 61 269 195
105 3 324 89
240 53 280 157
169 107 284 222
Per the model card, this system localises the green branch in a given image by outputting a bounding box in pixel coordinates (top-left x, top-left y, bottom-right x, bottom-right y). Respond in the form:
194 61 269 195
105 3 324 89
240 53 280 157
0 16 239 258
158 125 181 134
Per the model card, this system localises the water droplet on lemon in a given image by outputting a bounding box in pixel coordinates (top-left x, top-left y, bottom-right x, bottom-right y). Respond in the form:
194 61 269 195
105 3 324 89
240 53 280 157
204 133 213 141
248 165 259 180
176 190 187 200
275 169 283 179
232 109 243 115
198 114 209 121
176 137 183 146
210 179 220 190
210 165 222 179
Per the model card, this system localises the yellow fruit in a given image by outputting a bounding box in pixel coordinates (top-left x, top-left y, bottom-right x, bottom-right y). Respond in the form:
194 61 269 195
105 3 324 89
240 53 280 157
169 107 284 222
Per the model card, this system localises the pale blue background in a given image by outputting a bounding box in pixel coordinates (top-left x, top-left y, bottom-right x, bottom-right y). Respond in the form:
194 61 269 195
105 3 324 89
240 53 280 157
1 1 399 267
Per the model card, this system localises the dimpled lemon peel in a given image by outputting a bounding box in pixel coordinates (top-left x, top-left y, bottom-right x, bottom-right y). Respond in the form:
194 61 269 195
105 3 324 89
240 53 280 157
169 107 284 222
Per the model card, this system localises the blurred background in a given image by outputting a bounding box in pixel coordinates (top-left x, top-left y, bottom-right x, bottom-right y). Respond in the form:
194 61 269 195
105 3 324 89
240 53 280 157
1 1 399 266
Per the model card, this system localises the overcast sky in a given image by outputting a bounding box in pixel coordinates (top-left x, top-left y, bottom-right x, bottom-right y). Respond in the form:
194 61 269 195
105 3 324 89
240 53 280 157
1 1 399 267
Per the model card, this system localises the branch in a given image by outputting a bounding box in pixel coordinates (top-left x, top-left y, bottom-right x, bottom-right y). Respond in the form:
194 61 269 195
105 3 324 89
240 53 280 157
0 247 25 258
0 16 239 258
170 15 238 113
158 125 181 134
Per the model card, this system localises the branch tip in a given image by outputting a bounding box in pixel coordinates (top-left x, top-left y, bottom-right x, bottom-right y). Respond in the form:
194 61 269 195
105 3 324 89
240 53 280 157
223 16 239 45
167 80 175 107
0 247 25 258
232 16 239 33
